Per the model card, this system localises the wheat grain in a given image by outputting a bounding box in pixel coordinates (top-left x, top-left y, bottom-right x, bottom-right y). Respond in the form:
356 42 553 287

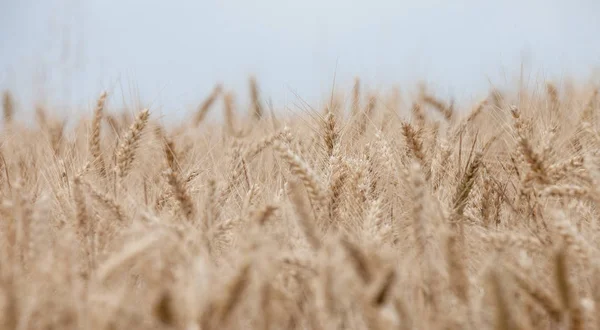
90 91 108 176
115 108 150 180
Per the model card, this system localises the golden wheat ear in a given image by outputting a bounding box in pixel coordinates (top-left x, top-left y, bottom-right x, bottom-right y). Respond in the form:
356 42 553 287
164 168 195 222
90 91 108 176
194 83 222 126
115 108 150 180
249 76 264 121
2 90 14 126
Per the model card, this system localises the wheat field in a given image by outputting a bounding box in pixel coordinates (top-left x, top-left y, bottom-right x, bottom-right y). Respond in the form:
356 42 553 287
0 76 599 330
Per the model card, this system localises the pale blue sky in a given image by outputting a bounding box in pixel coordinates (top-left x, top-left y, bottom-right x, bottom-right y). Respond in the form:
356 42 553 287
1 0 600 120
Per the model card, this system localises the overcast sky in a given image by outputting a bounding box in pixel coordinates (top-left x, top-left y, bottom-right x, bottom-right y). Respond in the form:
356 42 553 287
1 0 600 120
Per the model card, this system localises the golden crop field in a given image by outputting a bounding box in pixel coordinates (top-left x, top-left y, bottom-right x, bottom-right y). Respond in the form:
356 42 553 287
0 77 598 330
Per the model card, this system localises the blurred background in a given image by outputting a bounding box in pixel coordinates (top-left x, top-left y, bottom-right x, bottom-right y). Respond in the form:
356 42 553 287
1 0 600 121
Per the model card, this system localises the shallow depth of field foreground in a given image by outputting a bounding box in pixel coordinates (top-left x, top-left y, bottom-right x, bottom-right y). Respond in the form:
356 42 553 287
1 77 600 330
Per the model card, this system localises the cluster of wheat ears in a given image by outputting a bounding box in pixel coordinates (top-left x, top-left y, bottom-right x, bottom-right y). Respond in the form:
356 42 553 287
0 76 599 330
